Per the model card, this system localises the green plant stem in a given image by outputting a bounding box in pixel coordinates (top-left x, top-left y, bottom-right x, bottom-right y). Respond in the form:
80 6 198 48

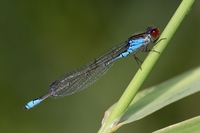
99 0 196 132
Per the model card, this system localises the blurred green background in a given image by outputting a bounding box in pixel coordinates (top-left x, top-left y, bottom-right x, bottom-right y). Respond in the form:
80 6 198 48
1 0 200 133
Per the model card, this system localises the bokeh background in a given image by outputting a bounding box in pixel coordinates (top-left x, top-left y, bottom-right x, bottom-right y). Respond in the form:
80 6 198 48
1 0 200 133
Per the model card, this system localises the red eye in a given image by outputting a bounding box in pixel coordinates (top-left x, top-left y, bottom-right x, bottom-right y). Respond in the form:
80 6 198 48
151 28 159 37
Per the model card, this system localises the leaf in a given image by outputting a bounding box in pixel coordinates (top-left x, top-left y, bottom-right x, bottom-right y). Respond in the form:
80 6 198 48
100 67 200 132
153 116 200 133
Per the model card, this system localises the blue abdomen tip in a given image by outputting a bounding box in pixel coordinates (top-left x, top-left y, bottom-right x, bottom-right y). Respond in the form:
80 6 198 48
24 99 41 110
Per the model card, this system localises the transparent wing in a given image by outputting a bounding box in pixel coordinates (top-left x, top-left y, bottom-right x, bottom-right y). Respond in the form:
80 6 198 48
49 41 128 98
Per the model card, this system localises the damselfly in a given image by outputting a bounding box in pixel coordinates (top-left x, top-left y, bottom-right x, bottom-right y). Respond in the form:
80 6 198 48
24 26 161 110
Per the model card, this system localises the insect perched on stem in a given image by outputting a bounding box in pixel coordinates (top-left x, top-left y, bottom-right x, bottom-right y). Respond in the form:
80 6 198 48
24 26 163 110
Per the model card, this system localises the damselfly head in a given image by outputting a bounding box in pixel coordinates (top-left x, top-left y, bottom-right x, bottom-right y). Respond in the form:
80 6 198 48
149 27 159 38
151 28 159 37
146 26 159 38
